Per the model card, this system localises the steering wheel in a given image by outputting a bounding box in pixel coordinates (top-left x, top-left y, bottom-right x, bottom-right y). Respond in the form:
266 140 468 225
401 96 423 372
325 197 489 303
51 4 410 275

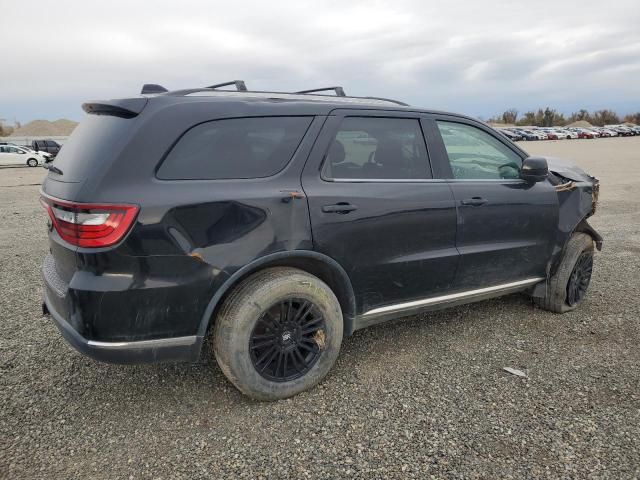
498 162 520 179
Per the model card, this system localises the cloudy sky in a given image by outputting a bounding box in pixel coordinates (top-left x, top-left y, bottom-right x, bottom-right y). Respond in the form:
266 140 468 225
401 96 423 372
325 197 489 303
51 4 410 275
2 0 639 123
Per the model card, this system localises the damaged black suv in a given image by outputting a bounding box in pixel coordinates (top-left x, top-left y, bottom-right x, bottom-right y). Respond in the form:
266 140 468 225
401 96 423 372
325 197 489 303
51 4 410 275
41 81 601 400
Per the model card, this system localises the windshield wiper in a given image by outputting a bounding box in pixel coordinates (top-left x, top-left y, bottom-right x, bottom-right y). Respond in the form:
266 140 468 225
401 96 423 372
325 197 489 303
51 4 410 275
43 163 63 176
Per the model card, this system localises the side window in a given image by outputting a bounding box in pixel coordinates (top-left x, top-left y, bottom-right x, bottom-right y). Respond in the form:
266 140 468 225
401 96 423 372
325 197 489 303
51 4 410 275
323 117 431 180
436 121 523 180
158 116 312 180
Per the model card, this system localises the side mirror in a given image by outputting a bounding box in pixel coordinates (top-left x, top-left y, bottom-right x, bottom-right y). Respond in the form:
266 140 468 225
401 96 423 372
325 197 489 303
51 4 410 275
521 156 548 183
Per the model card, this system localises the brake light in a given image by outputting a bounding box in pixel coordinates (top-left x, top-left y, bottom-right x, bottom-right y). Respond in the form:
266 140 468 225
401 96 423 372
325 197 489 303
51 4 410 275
40 195 139 248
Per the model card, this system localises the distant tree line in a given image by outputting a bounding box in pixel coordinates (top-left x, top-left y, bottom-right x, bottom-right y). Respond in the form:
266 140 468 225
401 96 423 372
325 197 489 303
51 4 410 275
0 119 21 137
488 108 640 127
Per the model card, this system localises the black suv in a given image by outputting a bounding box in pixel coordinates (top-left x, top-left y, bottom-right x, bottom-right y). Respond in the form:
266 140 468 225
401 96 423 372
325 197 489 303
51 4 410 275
32 139 62 158
41 81 601 400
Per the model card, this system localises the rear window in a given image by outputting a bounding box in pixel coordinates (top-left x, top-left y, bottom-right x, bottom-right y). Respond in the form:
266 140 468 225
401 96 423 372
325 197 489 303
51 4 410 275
49 115 135 183
157 116 312 180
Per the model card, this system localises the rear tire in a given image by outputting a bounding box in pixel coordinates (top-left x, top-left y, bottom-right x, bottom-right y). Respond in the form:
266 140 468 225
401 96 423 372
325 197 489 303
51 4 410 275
212 267 343 400
534 233 594 313
27 158 38 167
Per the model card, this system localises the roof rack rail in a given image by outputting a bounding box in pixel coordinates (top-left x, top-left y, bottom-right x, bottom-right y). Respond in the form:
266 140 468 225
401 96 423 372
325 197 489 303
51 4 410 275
141 84 169 94
164 83 410 106
206 80 248 91
361 96 409 107
296 86 346 97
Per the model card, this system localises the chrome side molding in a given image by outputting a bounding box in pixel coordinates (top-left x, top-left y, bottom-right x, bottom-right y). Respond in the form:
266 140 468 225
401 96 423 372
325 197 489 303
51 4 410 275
87 335 198 349
363 277 544 317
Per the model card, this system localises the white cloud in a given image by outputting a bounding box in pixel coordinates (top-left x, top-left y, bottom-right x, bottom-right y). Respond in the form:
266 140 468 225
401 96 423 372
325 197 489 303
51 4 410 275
1 0 638 121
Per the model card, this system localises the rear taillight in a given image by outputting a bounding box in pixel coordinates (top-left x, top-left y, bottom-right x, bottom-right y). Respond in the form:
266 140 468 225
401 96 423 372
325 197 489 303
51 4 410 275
40 195 139 248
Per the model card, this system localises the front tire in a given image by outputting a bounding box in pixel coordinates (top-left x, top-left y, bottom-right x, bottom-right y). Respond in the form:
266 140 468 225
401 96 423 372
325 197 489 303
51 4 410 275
212 268 343 400
27 158 38 167
534 233 594 313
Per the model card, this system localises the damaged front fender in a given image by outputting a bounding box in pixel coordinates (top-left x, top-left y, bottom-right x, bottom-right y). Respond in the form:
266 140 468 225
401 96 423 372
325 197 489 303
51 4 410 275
543 156 602 275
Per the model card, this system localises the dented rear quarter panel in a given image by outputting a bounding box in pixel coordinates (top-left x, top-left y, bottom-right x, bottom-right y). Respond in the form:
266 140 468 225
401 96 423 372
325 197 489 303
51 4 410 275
42 104 327 342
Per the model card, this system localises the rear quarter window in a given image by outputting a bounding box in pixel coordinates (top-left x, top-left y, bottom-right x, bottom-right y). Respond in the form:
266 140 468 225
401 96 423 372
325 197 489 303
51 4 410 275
157 116 313 180
47 115 135 183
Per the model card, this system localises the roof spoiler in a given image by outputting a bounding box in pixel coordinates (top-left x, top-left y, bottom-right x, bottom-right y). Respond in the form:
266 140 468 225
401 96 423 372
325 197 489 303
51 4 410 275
82 98 148 118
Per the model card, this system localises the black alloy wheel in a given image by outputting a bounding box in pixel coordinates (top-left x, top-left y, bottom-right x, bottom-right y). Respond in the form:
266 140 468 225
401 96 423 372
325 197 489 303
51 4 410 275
566 252 593 307
249 298 325 382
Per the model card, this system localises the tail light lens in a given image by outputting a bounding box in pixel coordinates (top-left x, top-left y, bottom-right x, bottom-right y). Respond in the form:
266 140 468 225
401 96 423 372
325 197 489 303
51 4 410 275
40 195 139 248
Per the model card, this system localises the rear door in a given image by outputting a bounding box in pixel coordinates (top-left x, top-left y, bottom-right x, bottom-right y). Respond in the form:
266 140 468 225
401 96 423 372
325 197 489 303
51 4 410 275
301 109 459 315
425 115 558 289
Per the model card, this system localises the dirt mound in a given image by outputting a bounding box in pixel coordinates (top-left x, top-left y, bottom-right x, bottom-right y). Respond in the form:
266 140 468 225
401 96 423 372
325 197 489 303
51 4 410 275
11 119 78 137
566 120 593 128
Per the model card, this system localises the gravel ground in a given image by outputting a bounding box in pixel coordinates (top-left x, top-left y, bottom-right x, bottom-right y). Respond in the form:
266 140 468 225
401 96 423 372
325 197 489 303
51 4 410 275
1 137 639 479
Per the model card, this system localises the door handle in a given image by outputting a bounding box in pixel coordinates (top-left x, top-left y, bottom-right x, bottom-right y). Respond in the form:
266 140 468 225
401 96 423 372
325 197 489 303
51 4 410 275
460 197 488 206
322 203 358 214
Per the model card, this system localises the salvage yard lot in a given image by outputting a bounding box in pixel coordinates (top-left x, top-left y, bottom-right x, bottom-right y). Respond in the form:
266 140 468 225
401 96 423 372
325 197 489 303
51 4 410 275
1 137 639 479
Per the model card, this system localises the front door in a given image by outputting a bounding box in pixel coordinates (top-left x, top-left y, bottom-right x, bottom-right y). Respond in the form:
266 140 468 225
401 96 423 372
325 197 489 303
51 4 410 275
301 111 459 315
427 117 558 290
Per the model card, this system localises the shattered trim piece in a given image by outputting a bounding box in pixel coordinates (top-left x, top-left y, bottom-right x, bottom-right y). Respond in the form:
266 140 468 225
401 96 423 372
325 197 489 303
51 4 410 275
503 367 527 378
555 181 576 192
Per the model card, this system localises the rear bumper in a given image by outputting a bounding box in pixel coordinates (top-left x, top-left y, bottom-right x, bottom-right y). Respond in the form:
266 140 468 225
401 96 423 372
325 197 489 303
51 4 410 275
43 290 203 364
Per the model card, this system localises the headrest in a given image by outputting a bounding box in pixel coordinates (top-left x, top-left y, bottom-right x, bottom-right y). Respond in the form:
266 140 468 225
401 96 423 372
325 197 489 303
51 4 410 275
327 140 346 164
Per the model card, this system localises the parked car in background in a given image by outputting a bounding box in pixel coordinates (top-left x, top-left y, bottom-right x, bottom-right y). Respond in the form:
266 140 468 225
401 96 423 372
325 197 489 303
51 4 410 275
40 80 602 400
595 127 617 137
23 146 53 161
552 129 578 140
1 141 54 162
0 145 44 167
569 128 597 139
529 129 548 140
512 128 540 141
534 129 550 140
606 125 634 136
31 139 62 157
539 129 559 140
498 129 522 141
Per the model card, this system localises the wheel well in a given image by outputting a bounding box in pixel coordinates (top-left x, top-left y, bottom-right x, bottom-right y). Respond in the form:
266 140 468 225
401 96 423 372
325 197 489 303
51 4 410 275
205 255 356 337
549 218 602 278
574 218 602 251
